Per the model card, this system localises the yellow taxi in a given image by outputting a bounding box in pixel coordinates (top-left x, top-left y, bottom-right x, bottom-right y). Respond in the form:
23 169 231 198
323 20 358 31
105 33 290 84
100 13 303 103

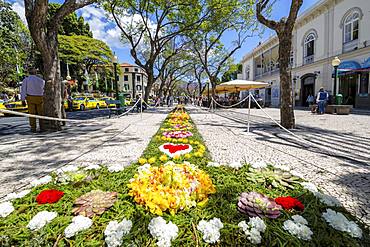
0 100 6 110
97 98 108 108
101 97 116 108
72 96 100 111
3 101 28 116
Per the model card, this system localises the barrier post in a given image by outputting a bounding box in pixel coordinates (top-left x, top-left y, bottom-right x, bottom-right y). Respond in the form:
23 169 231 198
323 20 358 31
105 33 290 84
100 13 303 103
247 91 251 133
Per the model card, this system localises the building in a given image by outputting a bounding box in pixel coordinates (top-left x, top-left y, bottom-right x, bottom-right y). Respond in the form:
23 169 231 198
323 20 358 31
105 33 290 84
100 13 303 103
240 0 370 109
118 63 148 98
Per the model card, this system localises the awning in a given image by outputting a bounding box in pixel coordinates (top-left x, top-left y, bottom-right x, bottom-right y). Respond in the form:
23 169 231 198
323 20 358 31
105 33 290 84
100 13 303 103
332 60 362 77
363 57 370 69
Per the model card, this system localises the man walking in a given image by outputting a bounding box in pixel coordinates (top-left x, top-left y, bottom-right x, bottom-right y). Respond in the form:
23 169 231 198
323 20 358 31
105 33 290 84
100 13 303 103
21 68 45 132
316 87 329 115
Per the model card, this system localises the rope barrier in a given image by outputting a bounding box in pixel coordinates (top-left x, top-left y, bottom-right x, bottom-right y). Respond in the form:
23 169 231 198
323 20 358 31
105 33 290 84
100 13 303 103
211 95 250 109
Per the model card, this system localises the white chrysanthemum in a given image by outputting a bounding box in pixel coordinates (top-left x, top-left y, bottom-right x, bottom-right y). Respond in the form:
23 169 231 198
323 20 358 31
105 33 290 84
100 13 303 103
301 182 318 193
138 163 151 174
84 164 101 171
250 160 267 169
64 215 93 238
0 201 14 218
30 175 52 187
207 161 221 167
197 218 223 244
2 189 31 202
238 217 266 244
107 164 125 173
322 209 362 238
315 192 342 207
283 215 313 241
148 217 178 247
104 219 133 247
27 211 57 231
55 164 79 175
228 161 244 169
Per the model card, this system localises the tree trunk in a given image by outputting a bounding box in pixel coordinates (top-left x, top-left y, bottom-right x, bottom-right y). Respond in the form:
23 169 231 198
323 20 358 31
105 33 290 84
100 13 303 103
278 37 295 129
144 72 155 102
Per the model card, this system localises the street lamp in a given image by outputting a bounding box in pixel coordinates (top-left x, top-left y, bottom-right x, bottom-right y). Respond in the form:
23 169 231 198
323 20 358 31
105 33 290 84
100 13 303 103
331 56 341 97
112 55 119 100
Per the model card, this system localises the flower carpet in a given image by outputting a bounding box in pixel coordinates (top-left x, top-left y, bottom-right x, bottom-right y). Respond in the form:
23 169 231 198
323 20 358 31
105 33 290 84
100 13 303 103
0 106 369 246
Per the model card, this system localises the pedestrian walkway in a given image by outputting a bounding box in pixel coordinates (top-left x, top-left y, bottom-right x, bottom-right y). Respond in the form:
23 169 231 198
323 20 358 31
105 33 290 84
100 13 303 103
0 109 169 197
190 107 370 226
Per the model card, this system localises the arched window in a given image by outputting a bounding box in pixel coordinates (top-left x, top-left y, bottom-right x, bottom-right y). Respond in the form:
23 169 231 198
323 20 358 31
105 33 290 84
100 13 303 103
343 11 359 43
304 33 315 57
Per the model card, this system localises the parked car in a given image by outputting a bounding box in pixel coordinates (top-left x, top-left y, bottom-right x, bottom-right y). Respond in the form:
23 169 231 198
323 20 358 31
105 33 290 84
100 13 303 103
0 100 6 110
3 101 28 116
101 97 116 108
243 94 265 108
72 97 100 111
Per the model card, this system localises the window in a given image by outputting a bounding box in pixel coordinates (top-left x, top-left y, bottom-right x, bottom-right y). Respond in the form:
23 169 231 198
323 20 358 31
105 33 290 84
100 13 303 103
137 75 141 81
124 75 128 81
125 68 129 72
359 73 369 95
303 33 315 65
344 11 360 43
134 68 139 72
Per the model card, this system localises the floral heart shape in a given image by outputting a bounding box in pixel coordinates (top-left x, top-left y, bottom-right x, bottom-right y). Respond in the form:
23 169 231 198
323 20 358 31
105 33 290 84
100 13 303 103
159 143 193 157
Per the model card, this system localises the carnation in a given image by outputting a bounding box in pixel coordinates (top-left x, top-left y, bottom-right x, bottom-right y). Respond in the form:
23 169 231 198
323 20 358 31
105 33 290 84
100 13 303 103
55 164 79 175
1 189 31 202
107 164 125 172
27 211 57 231
272 163 290 171
301 182 318 193
238 217 266 244
207 161 221 167
0 201 14 218
30 175 52 187
315 192 341 207
283 215 313 241
275 196 304 211
104 219 133 247
322 209 362 238
148 217 178 247
83 164 101 171
36 190 64 204
197 218 223 244
250 160 268 169
228 161 244 169
64 215 93 238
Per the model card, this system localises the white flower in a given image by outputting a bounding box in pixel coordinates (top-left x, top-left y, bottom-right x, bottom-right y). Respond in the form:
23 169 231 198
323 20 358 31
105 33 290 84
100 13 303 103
197 218 223 244
207 161 221 167
55 164 79 175
27 211 57 231
315 192 342 207
238 217 266 244
301 182 318 193
64 215 93 238
272 163 291 171
228 161 244 169
0 201 14 218
2 189 31 202
322 209 362 238
138 163 151 174
148 217 178 247
107 164 125 173
84 164 101 171
283 215 313 241
104 219 132 247
30 175 52 187
250 160 267 169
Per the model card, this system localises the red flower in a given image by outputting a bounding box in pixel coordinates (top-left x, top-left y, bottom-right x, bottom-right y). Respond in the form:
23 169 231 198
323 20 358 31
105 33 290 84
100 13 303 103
163 144 190 154
275 196 304 211
36 189 64 204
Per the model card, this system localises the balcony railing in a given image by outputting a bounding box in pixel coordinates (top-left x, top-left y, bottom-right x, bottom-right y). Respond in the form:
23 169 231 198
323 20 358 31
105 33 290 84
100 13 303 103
343 40 358 53
303 55 314 65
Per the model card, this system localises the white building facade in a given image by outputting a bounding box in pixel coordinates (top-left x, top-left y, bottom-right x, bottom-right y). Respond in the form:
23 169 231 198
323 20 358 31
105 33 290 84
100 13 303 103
241 0 370 109
118 63 148 98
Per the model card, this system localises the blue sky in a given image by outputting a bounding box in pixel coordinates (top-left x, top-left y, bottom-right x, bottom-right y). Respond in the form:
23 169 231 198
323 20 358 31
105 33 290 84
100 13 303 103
10 0 320 64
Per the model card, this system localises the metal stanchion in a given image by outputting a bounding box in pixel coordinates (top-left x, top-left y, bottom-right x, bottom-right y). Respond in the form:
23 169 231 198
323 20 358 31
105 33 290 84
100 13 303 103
247 91 251 133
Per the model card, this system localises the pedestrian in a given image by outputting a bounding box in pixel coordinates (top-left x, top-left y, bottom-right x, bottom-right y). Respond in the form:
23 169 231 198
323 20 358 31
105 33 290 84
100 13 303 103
21 68 45 132
1 91 9 102
316 87 329 115
306 93 315 112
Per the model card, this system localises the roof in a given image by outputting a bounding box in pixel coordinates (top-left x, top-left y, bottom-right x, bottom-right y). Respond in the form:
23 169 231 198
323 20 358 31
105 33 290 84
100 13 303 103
120 63 135 67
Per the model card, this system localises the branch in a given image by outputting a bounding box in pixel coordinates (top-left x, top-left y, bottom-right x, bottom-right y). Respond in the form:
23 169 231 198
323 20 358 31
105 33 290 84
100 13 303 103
256 0 278 30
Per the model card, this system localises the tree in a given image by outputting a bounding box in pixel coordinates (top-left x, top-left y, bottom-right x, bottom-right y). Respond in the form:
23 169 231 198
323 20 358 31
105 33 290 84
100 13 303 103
107 0 206 102
58 35 113 91
256 0 303 129
0 1 32 87
24 0 97 130
188 0 258 97
221 64 240 82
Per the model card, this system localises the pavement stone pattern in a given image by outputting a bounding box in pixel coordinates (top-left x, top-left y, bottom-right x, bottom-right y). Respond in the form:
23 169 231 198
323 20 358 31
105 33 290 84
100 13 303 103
190 107 370 226
0 108 168 198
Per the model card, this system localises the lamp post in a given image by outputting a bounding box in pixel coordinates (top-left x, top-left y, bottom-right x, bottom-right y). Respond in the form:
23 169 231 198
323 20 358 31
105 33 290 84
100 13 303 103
331 56 341 97
207 82 210 107
112 55 119 100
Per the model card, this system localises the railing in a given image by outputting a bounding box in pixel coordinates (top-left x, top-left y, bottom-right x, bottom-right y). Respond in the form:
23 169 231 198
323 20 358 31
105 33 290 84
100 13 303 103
303 55 314 65
343 40 358 53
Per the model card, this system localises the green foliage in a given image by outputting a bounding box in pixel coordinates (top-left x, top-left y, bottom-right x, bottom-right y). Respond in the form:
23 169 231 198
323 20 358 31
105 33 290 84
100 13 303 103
0 1 32 86
48 3 93 37
0 110 369 246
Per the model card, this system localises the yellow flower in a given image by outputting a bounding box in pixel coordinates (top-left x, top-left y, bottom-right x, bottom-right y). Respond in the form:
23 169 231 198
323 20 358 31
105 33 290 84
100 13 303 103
161 136 167 141
189 140 194 144
184 153 191 159
182 139 189 143
148 157 156 164
159 155 168 162
138 158 147 165
173 154 181 160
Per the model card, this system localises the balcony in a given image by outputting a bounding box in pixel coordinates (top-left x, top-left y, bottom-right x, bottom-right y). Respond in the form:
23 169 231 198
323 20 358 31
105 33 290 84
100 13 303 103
343 40 358 53
303 55 314 65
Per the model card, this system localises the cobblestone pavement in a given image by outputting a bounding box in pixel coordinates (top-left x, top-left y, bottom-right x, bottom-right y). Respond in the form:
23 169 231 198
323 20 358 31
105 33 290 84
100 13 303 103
190 107 370 226
0 108 168 198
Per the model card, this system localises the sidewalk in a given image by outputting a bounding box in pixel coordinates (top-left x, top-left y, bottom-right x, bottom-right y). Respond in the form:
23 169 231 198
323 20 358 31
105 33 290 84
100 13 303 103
190 107 370 226
0 109 169 197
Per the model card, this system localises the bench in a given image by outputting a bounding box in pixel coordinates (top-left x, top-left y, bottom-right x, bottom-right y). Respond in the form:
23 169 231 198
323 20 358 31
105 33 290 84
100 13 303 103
326 105 352 115
106 100 127 118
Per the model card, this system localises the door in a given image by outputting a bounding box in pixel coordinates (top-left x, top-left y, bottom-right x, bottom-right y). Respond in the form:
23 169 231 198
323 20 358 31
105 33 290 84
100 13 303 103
301 76 315 106
339 74 358 106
